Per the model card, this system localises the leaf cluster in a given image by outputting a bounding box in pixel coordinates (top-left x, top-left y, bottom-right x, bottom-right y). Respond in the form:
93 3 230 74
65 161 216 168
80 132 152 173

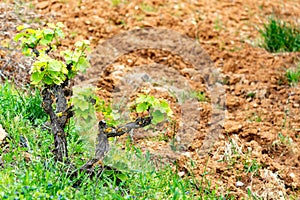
131 94 173 124
14 22 65 55
72 86 116 126
14 23 91 86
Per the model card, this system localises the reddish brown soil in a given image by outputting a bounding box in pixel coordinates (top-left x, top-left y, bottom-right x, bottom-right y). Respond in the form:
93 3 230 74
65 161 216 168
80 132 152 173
1 0 300 198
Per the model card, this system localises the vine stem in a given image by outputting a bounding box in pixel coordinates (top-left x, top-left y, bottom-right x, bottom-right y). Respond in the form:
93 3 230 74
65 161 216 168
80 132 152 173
41 85 71 162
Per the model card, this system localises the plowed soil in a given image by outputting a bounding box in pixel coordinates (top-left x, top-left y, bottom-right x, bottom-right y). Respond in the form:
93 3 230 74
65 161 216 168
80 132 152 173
1 0 300 198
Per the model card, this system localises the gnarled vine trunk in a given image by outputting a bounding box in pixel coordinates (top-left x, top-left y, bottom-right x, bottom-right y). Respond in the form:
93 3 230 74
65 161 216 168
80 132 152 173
41 84 72 162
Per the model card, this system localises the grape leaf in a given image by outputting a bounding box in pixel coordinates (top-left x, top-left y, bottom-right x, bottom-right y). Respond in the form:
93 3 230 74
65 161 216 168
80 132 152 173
44 29 54 35
136 102 149 113
152 110 164 124
77 57 90 72
31 72 44 85
49 60 62 72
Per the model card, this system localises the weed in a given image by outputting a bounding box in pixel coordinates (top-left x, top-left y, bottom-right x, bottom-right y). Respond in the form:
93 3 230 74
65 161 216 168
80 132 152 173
286 66 300 86
191 90 207 102
272 132 293 147
247 188 261 200
246 92 256 98
248 112 262 122
111 0 121 6
260 18 300 52
140 3 157 12
170 89 208 104
244 159 261 175
214 17 224 31
222 77 230 85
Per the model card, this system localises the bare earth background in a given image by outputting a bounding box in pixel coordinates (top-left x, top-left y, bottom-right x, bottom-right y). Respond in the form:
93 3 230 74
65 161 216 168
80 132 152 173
1 0 300 198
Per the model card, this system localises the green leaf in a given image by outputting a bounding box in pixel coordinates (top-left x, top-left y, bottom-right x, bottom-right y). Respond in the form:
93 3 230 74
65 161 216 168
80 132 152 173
21 46 30 55
136 102 149 113
14 33 24 41
40 34 53 46
147 95 156 104
152 110 164 124
47 23 56 29
26 28 36 34
31 72 44 85
48 60 62 72
55 28 65 38
43 76 54 85
83 40 90 45
75 109 89 119
28 34 38 46
67 71 76 79
74 50 82 62
16 25 25 31
76 57 90 72
52 78 64 85
44 29 54 35
159 100 169 110
116 173 128 182
77 101 89 111
61 64 68 75
35 29 43 39
56 22 65 28
135 94 147 103
61 49 73 63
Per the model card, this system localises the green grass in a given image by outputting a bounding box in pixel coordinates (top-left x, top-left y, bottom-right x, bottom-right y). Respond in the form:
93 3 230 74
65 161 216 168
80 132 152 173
260 18 300 52
286 66 300 86
140 3 157 12
111 0 121 6
0 81 232 199
0 82 48 125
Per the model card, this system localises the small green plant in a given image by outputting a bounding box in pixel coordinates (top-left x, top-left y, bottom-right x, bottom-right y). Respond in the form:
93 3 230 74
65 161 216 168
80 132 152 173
214 17 224 31
248 112 262 122
260 18 300 52
71 86 117 126
244 159 261 175
286 67 300 86
130 94 173 124
276 132 293 146
191 90 207 102
170 89 208 104
111 0 121 6
140 3 157 12
246 92 256 98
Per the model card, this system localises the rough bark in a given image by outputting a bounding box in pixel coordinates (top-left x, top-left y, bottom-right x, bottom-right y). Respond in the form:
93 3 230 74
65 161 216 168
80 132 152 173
79 116 152 172
41 84 73 162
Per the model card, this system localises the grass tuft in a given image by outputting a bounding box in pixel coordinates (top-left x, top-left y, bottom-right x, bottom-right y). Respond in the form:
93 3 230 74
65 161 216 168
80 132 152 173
286 66 300 86
260 18 300 52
